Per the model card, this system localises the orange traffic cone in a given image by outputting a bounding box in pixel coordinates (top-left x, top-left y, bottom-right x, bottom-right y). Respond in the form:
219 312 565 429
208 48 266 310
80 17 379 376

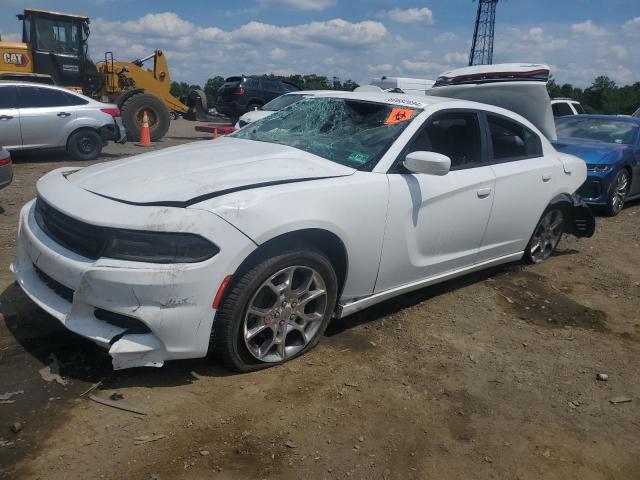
213 127 218 140
136 111 153 147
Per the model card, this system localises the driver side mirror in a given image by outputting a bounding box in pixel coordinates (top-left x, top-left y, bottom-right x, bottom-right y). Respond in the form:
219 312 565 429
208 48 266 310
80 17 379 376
403 151 451 176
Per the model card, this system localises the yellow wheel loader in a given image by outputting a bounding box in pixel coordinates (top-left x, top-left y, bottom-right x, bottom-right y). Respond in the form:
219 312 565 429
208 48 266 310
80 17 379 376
0 8 208 141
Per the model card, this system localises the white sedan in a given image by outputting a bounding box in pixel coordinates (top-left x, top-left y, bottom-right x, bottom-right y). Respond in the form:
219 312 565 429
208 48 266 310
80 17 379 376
12 69 594 371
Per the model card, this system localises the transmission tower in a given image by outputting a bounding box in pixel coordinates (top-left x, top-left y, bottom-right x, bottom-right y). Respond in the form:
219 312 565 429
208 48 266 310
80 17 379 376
468 0 499 66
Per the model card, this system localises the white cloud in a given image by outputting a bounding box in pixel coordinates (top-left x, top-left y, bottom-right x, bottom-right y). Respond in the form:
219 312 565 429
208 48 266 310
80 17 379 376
434 31 457 43
382 7 434 24
443 52 467 64
259 0 335 11
622 17 640 36
571 20 608 37
270 47 286 60
367 64 394 74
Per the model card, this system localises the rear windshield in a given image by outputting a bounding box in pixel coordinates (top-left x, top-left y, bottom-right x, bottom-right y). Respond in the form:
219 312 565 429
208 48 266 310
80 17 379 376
232 97 421 168
556 118 639 145
263 94 309 111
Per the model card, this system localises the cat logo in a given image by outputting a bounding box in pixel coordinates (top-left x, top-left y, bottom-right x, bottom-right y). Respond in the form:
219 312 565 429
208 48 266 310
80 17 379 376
3 52 29 67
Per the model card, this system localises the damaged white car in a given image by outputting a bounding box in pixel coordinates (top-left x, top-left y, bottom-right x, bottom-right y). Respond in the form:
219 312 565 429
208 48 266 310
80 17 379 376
12 64 594 371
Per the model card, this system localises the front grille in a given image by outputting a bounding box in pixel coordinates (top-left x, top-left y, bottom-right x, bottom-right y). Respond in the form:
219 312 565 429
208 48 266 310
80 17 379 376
35 198 106 259
577 180 601 199
33 264 74 303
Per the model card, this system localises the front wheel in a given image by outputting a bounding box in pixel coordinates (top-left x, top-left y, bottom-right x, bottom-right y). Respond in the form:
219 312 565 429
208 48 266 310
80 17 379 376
605 170 629 216
211 246 337 372
524 207 565 264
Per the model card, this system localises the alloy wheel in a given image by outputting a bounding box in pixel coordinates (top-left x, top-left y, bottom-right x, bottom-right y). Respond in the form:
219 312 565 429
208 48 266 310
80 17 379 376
79 135 95 154
529 209 564 263
610 171 629 215
243 266 328 363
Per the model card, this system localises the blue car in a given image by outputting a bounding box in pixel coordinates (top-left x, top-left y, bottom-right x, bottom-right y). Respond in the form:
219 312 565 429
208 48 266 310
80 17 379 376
553 115 640 216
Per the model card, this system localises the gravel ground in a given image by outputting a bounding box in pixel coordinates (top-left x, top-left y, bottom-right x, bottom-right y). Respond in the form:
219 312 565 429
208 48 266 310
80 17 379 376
0 120 639 480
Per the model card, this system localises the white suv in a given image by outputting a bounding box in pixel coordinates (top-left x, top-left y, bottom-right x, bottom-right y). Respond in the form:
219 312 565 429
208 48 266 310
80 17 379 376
0 81 126 160
551 98 585 117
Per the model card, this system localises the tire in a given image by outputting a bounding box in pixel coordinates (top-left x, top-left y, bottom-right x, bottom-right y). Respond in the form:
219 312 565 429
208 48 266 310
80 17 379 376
247 102 262 112
604 170 629 216
212 246 338 372
523 205 566 264
120 93 170 141
67 129 102 161
169 111 179 121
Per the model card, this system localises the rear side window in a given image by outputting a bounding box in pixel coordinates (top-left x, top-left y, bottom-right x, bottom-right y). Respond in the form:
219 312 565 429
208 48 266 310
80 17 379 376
18 87 70 108
573 103 585 114
281 82 300 93
407 111 483 169
552 102 574 117
0 86 18 109
63 92 89 105
488 115 542 161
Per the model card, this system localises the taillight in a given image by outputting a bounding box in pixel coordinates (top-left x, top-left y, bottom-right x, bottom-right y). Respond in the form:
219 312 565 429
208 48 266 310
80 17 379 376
0 151 11 167
235 87 245 95
100 108 121 117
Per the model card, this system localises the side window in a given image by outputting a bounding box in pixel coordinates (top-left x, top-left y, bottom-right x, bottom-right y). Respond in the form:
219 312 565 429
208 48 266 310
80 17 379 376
406 111 482 169
487 115 542 161
63 92 89 105
18 87 70 108
0 86 18 109
282 83 299 93
573 103 586 114
552 102 573 117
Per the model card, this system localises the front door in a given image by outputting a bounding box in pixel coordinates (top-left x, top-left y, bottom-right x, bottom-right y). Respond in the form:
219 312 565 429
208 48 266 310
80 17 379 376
375 110 496 293
17 85 76 149
0 85 22 149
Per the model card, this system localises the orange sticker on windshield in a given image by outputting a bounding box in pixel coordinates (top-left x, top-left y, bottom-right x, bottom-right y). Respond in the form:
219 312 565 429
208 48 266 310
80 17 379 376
384 108 415 125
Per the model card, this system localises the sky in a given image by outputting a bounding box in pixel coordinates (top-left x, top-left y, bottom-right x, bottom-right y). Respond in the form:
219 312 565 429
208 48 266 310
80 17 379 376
1 0 639 88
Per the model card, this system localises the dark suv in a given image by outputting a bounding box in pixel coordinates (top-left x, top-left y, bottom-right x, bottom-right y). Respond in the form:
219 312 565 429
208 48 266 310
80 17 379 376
216 76 301 119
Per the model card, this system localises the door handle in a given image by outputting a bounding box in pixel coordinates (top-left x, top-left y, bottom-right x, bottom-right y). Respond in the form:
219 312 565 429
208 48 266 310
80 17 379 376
57 112 71 117
542 173 552 182
477 187 492 198
0 115 13 120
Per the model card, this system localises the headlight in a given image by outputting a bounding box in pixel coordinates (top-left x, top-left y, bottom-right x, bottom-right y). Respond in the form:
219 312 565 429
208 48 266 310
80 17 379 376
586 164 612 172
103 230 219 263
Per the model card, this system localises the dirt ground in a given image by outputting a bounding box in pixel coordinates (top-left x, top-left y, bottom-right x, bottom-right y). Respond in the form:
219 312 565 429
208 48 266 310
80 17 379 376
0 120 639 480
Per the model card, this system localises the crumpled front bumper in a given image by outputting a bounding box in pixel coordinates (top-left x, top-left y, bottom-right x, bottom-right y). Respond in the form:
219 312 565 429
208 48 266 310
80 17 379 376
11 174 255 369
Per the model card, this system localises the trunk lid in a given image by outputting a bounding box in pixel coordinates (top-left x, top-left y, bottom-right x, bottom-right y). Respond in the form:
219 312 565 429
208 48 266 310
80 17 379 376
428 63 556 140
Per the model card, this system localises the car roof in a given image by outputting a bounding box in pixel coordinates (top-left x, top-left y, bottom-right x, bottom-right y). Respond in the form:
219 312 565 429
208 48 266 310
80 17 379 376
293 90 454 108
0 81 98 102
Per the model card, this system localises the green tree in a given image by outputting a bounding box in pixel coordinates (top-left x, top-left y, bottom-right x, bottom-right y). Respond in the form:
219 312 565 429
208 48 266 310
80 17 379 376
204 76 225 107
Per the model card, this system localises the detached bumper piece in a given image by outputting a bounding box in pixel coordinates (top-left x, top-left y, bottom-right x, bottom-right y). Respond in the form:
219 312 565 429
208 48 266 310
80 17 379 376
565 194 596 238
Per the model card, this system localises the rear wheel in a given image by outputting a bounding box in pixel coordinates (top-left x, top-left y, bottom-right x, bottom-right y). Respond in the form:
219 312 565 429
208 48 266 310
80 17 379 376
212 246 337 372
67 129 102 161
605 170 629 216
120 93 170 141
524 206 565 264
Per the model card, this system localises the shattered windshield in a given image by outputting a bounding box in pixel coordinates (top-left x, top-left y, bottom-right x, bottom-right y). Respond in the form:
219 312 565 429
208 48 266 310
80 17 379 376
232 97 421 168
556 118 639 145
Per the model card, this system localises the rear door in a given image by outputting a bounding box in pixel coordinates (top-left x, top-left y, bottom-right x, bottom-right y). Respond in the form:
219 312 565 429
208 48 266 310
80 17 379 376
18 86 76 149
478 113 565 261
0 85 22 149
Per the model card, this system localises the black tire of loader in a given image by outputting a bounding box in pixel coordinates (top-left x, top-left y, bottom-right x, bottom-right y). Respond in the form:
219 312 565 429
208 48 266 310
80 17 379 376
120 93 171 142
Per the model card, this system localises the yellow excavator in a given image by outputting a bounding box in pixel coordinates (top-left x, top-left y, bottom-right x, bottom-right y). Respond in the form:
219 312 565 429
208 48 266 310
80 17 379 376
0 8 208 140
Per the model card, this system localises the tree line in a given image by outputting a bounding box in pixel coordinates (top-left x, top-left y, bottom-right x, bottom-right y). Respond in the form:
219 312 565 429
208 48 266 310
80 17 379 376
172 73 640 116
547 75 639 115
171 74 360 110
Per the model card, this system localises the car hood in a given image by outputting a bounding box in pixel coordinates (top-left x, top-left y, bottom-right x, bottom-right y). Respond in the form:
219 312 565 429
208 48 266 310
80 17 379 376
553 137 627 165
68 137 355 206
239 110 274 125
